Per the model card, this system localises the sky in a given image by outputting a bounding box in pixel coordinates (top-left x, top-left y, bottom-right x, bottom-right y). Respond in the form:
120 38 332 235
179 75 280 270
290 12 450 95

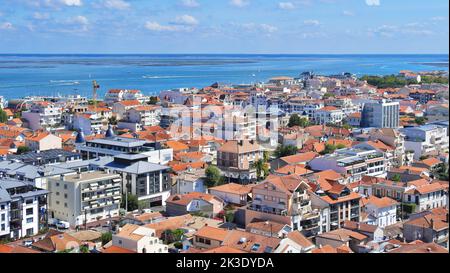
0 0 448 54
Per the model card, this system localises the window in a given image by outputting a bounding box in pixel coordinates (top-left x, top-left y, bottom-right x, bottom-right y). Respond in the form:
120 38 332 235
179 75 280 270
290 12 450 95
1 224 4 231
64 203 68 208
26 228 34 236
64 194 68 199
26 199 33 205
56 192 60 196
0 205 4 210
64 184 68 190
1 214 4 221
26 217 33 223
26 208 33 216
56 183 60 187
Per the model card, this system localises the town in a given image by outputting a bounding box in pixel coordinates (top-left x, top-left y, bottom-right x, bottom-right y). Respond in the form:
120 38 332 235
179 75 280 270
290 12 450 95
0 69 448 254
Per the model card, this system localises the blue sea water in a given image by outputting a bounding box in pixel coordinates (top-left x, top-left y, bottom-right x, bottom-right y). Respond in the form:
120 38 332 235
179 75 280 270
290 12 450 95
0 54 448 100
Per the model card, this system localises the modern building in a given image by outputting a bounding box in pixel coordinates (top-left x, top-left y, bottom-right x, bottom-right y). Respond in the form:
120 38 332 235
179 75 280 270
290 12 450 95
112 224 168 253
47 171 122 228
22 102 64 131
0 179 48 240
361 100 400 128
400 124 449 160
6 149 81 166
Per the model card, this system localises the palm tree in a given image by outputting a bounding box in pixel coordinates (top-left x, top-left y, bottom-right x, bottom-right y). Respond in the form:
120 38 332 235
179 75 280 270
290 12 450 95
253 159 268 181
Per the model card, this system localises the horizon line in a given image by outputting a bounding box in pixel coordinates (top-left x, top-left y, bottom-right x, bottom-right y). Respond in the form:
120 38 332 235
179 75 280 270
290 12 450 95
0 53 449 56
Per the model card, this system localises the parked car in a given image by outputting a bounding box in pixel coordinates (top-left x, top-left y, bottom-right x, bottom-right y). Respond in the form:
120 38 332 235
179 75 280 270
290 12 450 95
23 240 33 247
56 221 70 229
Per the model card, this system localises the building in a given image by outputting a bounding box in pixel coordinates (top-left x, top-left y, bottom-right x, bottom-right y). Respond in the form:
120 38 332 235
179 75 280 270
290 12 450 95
22 102 64 131
112 224 168 253
47 171 122 228
56 153 172 208
245 175 321 237
217 140 263 184
72 113 104 136
208 183 253 206
25 132 62 151
165 192 224 217
123 105 161 128
362 196 398 228
400 124 449 160
6 149 81 166
361 100 399 128
403 209 449 248
175 169 206 195
310 183 361 233
368 128 406 167
0 179 48 240
313 106 344 125
76 134 173 165
112 100 142 120
308 147 387 183
403 182 447 213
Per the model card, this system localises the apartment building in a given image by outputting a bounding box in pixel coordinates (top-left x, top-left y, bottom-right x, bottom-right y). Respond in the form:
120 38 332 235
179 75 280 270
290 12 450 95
403 182 447 213
403 209 449 248
75 135 173 164
313 106 345 125
245 175 321 238
22 101 64 131
310 184 361 233
56 153 172 208
308 147 387 183
0 179 48 240
72 113 104 136
400 124 449 160
361 100 400 128
217 140 263 184
47 171 122 227
368 128 406 167
105 89 145 105
124 105 161 127
216 114 257 141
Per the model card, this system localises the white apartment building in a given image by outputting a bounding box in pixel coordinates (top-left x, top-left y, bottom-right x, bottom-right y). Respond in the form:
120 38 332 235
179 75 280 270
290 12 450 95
361 100 400 128
400 124 449 160
363 196 398 228
22 102 64 131
403 183 447 213
0 179 48 240
313 106 345 125
124 105 161 127
47 171 122 227
308 147 388 183
72 113 104 136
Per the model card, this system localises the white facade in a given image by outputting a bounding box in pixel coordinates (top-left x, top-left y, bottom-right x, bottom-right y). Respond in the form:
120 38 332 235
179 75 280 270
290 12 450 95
22 103 63 131
73 114 103 135
401 125 449 160
313 108 345 125
364 203 397 228
112 225 168 253
0 202 10 237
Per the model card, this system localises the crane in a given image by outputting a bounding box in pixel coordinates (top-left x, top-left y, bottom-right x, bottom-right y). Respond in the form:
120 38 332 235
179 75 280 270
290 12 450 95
92 80 100 114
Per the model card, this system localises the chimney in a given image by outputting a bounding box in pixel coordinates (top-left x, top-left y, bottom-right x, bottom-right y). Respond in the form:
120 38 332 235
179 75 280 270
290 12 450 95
430 218 435 229
77 171 82 180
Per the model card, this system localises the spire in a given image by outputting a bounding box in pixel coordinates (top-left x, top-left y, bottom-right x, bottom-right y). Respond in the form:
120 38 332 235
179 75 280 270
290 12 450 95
75 129 86 143
105 124 115 138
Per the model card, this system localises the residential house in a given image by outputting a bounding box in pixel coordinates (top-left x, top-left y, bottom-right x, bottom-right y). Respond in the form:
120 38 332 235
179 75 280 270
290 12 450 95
165 192 225 217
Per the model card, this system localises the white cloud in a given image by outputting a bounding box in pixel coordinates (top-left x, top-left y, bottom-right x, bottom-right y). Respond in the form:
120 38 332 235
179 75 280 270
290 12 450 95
365 0 380 6
0 22 13 30
278 2 295 10
181 0 200 8
172 15 199 26
230 0 249 8
61 0 83 6
234 22 278 34
260 24 278 33
145 21 179 32
342 10 354 16
303 19 320 26
103 0 130 10
431 16 447 21
33 12 50 20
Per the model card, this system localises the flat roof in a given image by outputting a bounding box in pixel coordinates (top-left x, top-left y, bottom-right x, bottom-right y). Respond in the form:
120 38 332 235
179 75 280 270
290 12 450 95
61 171 120 183
87 137 148 148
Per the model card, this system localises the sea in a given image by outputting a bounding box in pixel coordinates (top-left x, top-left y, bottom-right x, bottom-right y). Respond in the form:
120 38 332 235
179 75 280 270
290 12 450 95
0 54 448 100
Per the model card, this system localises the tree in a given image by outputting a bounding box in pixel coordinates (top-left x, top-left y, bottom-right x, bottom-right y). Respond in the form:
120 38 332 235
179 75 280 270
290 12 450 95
274 145 298 158
253 159 269 181
225 211 235 223
79 245 90 253
205 165 223 188
17 146 31 155
288 114 309 128
336 143 346 149
120 193 139 211
101 232 112 246
322 93 335 99
320 144 337 155
148 96 159 105
414 117 427 125
391 174 402 182
0 109 8 123
108 116 118 125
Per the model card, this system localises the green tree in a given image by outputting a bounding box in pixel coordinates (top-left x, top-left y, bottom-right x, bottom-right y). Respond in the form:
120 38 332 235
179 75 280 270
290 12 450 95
101 232 112 246
108 116 118 125
322 93 335 99
225 211 235 223
414 117 428 125
120 193 139 211
253 159 269 181
79 245 90 253
148 96 159 105
205 165 223 188
320 144 337 155
288 114 309 128
17 146 31 155
336 143 346 149
0 109 8 123
274 145 298 158
391 174 402 182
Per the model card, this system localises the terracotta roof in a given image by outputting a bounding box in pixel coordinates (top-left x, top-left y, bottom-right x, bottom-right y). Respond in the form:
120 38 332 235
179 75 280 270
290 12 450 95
312 244 353 253
166 192 221 206
202 246 246 253
319 191 361 205
317 228 367 242
366 195 398 208
275 164 313 176
342 221 378 233
166 140 190 152
218 140 261 154
286 231 314 249
117 100 141 107
263 174 307 195
195 226 229 242
405 212 448 232
406 182 444 195
420 157 442 167
247 220 287 234
388 242 448 253
280 152 318 164
145 215 193 238
102 245 136 253
209 183 254 195
221 230 281 253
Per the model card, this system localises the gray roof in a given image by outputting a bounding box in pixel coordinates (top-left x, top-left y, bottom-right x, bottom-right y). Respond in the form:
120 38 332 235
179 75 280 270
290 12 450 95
0 187 11 203
87 137 148 148
114 153 149 161
7 164 74 179
6 149 81 163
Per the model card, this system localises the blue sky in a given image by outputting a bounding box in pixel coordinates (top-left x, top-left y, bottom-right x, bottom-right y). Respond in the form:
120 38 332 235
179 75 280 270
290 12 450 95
0 0 448 54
